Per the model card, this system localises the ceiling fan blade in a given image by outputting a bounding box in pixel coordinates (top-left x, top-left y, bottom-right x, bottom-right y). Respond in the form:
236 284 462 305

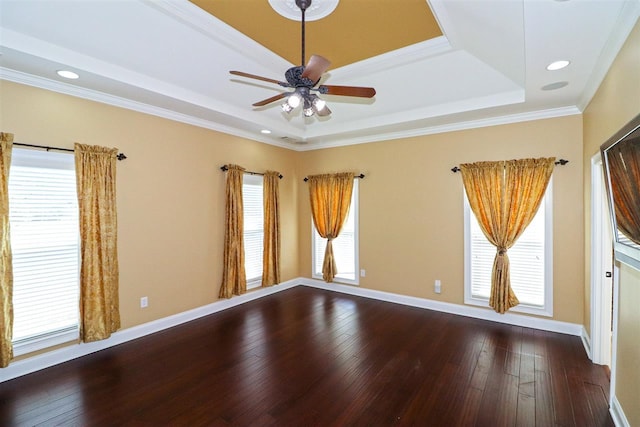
320 85 376 98
252 92 288 107
230 70 286 86
301 55 331 83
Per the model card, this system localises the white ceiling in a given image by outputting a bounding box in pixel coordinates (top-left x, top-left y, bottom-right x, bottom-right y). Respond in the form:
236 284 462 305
1 0 638 151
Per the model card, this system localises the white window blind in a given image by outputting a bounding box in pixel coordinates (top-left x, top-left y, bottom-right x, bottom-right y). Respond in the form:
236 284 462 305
312 180 358 284
9 149 80 353
465 184 553 316
243 175 263 288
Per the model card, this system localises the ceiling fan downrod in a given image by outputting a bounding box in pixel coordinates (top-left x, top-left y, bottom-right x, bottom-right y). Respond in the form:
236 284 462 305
296 0 312 67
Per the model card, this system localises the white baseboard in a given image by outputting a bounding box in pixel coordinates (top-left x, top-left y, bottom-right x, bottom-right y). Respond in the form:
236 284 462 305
299 278 584 336
610 395 630 427
581 326 592 360
3 277 587 382
2 279 298 383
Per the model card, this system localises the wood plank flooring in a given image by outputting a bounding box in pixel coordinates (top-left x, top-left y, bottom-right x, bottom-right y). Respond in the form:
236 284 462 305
0 286 613 426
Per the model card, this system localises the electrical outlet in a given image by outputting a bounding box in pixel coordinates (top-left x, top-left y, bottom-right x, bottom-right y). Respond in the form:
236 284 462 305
434 280 441 294
360 269 366 277
140 296 148 308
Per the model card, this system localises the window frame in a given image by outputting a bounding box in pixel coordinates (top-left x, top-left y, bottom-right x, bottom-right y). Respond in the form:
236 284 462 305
9 148 80 356
311 179 359 285
463 182 553 317
242 174 264 290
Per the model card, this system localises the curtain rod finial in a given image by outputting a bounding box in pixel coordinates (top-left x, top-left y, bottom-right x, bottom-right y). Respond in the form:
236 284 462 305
451 166 460 173
555 159 569 166
117 153 127 161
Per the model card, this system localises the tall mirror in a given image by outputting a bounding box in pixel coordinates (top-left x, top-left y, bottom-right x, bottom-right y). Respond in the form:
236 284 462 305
601 113 640 270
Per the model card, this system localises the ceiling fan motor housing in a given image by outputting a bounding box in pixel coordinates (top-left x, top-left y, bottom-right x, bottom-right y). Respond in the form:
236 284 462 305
285 66 315 87
295 0 312 11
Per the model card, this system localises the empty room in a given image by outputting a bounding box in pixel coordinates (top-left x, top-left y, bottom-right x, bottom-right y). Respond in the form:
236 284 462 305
1 0 639 425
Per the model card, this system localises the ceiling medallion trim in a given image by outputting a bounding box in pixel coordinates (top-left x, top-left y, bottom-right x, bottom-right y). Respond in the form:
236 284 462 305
268 0 339 21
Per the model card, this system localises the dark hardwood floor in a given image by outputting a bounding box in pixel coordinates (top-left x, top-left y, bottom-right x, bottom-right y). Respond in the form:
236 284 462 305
0 286 613 426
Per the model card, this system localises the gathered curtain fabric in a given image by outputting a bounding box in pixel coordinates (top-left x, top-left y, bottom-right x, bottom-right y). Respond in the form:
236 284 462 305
0 133 14 367
460 157 555 314
607 138 640 245
308 172 354 283
262 171 281 287
219 164 247 298
74 143 121 342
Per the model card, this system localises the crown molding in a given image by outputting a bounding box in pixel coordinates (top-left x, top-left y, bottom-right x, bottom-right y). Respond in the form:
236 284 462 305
0 68 293 150
295 106 582 151
329 36 452 80
143 0 291 71
2 67 582 153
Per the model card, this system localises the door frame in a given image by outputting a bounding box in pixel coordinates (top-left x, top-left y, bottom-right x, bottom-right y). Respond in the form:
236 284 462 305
590 153 613 366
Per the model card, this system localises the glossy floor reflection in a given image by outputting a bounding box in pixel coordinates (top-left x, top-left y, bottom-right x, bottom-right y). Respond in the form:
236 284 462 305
0 286 613 426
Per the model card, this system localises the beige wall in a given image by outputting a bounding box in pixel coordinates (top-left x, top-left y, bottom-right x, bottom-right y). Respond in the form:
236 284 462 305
0 80 300 329
297 116 585 323
583 20 640 426
3 20 637 395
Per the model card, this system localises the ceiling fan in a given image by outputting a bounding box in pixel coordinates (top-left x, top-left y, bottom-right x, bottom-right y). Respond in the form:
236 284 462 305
229 0 376 118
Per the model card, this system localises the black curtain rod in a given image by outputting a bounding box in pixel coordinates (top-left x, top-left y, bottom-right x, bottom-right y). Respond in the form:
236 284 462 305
14 142 127 161
450 158 569 173
220 165 283 179
303 174 365 182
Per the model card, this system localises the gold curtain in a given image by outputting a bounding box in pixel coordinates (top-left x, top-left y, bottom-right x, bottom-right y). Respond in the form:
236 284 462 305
607 138 640 244
262 171 281 287
308 172 354 283
0 133 13 367
460 157 555 314
219 164 247 298
74 143 121 342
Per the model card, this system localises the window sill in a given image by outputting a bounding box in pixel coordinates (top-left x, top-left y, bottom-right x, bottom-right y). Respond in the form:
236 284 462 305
311 274 359 286
13 327 79 357
464 296 553 317
247 280 262 290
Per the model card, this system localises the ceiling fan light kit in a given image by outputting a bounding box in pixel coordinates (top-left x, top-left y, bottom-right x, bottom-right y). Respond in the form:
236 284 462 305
230 0 375 120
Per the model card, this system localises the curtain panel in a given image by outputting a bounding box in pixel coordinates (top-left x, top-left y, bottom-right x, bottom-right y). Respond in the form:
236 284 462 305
74 143 121 342
0 133 14 367
460 157 555 314
608 138 640 245
219 164 247 298
308 172 354 283
262 171 281 287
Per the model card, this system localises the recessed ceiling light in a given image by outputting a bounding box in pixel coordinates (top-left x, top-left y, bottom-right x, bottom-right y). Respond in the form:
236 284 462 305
541 81 569 91
57 70 79 79
260 129 272 134
546 60 570 71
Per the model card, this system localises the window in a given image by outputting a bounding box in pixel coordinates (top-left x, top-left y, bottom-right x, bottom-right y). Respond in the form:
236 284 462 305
312 180 359 284
243 174 263 289
9 148 80 355
464 183 553 316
